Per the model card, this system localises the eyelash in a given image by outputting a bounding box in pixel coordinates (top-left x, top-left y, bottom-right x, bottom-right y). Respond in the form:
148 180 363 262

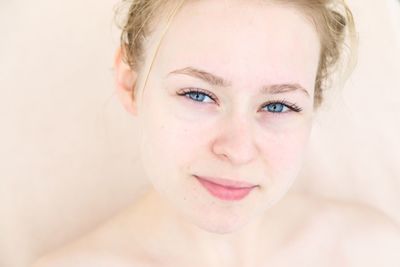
176 88 303 113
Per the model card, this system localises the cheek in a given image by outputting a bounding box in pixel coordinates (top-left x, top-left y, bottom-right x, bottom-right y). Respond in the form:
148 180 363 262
260 124 311 181
139 82 312 190
138 100 204 189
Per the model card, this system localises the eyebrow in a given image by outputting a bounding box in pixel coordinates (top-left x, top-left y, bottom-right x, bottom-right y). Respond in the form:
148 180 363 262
166 66 310 97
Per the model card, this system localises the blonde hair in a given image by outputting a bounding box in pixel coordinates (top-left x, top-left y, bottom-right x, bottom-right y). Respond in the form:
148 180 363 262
115 0 357 109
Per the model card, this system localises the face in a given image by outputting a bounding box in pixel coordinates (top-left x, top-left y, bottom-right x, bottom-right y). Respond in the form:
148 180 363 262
119 0 320 234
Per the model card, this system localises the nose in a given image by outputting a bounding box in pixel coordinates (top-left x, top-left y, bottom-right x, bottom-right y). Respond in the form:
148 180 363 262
211 115 258 165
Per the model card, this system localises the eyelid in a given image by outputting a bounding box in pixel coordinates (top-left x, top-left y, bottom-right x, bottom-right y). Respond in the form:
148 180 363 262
177 88 303 113
262 99 303 113
177 88 218 103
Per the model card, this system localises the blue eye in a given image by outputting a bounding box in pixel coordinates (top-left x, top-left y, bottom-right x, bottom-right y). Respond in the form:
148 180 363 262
187 92 211 102
262 100 303 114
177 89 216 104
177 89 303 114
265 103 288 113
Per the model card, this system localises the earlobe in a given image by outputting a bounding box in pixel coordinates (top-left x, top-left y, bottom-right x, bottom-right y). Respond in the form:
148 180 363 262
114 46 139 116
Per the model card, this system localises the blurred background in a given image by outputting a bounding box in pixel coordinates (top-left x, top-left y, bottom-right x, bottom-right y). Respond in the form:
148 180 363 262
0 0 399 266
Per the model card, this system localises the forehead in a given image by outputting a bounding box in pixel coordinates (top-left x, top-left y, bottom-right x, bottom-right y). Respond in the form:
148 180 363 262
149 0 321 92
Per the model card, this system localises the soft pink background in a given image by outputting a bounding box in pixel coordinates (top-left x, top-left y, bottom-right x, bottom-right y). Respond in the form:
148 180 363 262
1 0 399 266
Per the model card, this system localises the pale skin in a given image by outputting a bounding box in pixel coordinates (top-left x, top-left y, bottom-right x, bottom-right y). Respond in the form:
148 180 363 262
32 0 400 266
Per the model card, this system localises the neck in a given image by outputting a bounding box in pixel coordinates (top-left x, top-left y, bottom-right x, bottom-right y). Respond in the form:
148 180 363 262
141 187 270 267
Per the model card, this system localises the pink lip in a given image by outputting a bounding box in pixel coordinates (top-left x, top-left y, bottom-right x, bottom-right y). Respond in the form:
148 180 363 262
194 175 258 201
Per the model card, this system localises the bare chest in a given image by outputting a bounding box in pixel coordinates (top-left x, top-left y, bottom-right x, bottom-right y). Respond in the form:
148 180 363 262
132 227 347 267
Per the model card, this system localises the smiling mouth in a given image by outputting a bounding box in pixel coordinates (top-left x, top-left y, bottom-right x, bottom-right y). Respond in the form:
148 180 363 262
194 175 258 201
194 175 258 189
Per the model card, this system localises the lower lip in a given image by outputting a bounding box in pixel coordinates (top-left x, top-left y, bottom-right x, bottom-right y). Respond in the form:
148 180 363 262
195 176 256 201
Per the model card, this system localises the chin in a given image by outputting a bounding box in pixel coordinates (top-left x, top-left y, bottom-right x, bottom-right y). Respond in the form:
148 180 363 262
191 209 254 235
197 220 244 235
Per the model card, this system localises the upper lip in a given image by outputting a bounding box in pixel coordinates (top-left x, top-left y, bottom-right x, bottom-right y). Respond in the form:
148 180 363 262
194 175 258 189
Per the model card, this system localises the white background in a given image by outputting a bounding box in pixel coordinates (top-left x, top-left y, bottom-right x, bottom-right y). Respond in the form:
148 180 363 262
1 0 399 266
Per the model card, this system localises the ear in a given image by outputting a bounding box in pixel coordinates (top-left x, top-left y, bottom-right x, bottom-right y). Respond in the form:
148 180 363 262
114 46 139 116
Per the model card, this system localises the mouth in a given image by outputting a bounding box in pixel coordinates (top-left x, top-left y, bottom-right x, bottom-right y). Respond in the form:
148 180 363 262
194 175 258 201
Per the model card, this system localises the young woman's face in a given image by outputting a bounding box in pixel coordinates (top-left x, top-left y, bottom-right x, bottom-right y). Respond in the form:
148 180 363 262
134 0 320 233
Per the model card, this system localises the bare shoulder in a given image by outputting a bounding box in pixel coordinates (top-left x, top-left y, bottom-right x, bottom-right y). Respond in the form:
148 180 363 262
30 232 147 267
31 198 155 267
30 247 143 267
31 228 152 267
329 198 400 266
292 193 400 266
